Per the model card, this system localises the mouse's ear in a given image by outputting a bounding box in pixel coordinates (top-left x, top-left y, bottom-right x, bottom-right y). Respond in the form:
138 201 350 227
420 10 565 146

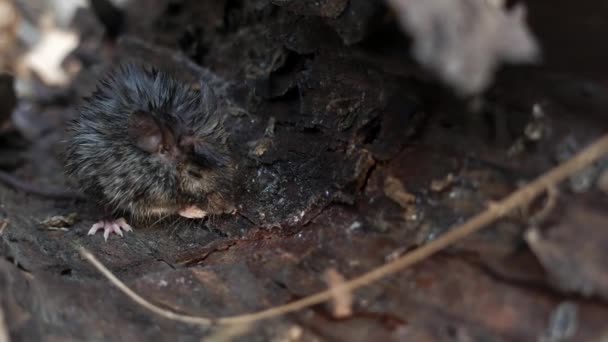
128 111 162 153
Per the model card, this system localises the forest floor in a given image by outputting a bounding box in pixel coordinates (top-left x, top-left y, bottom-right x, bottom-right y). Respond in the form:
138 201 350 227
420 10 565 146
1 1 608 341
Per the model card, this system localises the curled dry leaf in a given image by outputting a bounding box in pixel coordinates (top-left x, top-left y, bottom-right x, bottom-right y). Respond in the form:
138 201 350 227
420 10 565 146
323 268 353 318
39 213 78 230
384 175 419 221
384 175 416 206
387 0 539 95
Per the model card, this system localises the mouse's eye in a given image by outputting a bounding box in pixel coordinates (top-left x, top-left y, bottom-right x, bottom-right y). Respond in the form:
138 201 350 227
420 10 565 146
191 143 228 168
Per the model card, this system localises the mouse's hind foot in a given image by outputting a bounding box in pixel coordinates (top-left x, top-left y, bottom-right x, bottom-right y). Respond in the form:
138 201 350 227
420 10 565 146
88 217 133 242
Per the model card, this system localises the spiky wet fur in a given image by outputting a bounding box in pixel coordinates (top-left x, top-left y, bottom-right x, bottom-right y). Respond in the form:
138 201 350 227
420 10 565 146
65 63 234 221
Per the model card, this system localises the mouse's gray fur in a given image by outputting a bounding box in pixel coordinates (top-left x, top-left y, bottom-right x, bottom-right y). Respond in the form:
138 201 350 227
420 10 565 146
66 63 235 221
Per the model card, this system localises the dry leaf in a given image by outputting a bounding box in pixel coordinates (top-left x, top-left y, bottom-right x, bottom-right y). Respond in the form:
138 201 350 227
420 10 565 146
387 0 539 95
384 175 416 206
21 14 79 86
39 213 78 230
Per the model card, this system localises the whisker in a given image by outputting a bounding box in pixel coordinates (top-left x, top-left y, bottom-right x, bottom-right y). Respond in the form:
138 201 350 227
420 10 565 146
151 212 171 228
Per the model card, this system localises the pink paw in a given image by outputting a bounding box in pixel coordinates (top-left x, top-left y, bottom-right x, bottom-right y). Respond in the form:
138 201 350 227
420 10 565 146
88 218 133 241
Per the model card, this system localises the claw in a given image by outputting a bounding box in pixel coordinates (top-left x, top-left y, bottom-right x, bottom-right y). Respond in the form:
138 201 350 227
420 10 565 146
116 217 133 232
88 222 104 235
103 226 111 242
88 218 134 241
112 223 124 237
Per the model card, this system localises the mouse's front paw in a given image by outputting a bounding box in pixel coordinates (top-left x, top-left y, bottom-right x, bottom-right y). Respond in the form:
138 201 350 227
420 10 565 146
88 218 133 241
178 205 208 219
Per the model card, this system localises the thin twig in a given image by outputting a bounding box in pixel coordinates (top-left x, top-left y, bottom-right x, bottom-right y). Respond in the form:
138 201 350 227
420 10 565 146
78 248 214 325
79 133 608 326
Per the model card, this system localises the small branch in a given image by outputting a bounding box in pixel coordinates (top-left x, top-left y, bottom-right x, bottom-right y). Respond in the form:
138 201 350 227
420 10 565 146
80 133 608 326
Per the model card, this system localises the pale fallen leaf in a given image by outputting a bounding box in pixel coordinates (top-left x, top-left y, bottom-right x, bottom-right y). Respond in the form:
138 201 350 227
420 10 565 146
21 15 79 86
387 0 539 95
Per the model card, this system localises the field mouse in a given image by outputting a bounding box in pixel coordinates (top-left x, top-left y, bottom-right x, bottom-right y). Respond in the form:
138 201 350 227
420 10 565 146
65 63 235 240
